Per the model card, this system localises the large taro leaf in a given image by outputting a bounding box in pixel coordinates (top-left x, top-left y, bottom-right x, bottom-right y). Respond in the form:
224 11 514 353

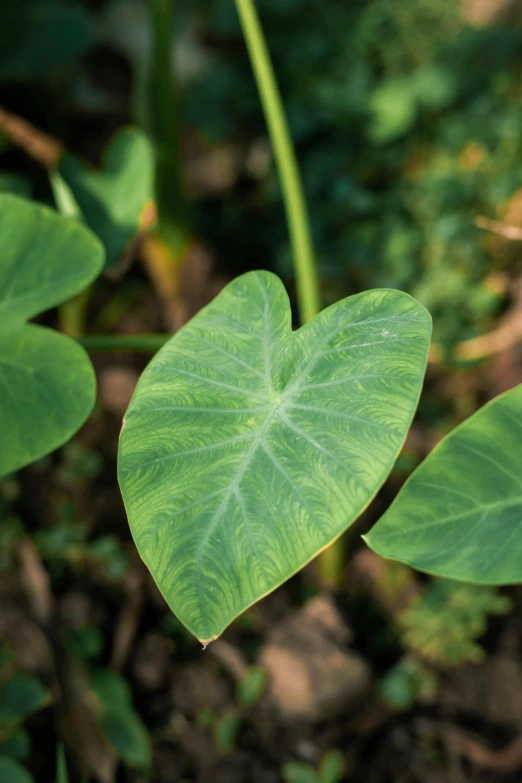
55 127 154 268
366 384 522 584
0 194 104 477
118 271 432 641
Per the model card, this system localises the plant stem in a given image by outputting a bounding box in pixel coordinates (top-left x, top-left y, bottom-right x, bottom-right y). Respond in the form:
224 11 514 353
233 0 321 324
78 335 169 353
150 0 189 254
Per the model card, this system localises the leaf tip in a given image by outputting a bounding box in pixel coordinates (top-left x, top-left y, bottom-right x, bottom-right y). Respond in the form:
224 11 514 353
200 635 218 651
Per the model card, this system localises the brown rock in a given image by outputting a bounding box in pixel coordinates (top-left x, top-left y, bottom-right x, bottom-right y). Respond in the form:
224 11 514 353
257 594 371 722
441 654 522 726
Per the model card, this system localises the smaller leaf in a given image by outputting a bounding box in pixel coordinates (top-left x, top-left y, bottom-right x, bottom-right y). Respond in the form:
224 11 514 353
0 754 34 783
56 127 154 268
0 194 104 323
369 79 417 143
66 626 104 663
318 750 344 783
89 670 131 711
0 194 104 477
397 580 511 665
282 761 318 783
379 658 439 710
196 706 216 727
90 670 151 770
0 673 49 725
0 327 97 478
0 727 31 761
366 384 522 584
236 666 268 708
213 712 241 756
100 712 151 770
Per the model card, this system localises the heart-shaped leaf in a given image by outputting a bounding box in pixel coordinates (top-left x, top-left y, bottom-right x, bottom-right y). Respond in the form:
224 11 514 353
118 271 431 641
55 127 154 268
366 383 522 584
0 194 104 477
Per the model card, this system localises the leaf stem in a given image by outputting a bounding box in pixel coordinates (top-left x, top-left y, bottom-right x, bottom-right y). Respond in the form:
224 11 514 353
150 0 189 253
233 0 321 324
78 335 169 353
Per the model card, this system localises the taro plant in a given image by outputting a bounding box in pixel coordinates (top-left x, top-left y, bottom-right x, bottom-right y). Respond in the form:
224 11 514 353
2 0 522 656
0 194 103 477
118 271 432 642
366 383 522 582
117 0 431 644
51 126 154 270
116 0 522 644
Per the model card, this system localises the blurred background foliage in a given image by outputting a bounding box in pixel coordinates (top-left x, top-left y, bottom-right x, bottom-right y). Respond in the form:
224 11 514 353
2 0 522 781
1 0 522 346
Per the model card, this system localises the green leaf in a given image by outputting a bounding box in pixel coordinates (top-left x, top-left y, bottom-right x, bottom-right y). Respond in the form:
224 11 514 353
366 384 522 584
89 670 131 711
118 271 431 641
0 195 103 323
318 750 344 783
369 79 417 144
379 658 439 710
0 728 31 761
56 746 68 783
0 755 34 783
236 666 268 707
56 127 154 268
282 762 318 783
0 673 49 724
89 670 151 770
397 580 511 666
100 712 151 770
0 194 104 477
0 0 96 82
213 712 241 755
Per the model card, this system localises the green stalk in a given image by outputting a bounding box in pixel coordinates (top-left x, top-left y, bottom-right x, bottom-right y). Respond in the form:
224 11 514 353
78 335 169 353
150 0 189 253
233 0 321 324
235 0 346 587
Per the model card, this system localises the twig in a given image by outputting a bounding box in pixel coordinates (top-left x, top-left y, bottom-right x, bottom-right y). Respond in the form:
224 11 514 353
475 215 522 241
444 723 522 773
0 105 62 168
18 538 54 625
111 567 144 671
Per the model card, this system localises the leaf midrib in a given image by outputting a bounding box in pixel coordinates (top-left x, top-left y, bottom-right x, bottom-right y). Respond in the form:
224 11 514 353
194 403 279 639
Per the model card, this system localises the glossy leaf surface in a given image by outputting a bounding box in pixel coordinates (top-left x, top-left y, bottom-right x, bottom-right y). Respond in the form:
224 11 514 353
119 271 431 641
0 194 104 477
56 127 154 268
366 384 522 583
